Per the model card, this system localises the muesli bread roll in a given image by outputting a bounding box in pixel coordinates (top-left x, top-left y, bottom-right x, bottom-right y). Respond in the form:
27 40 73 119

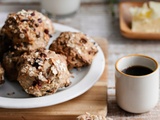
17 48 71 97
1 9 54 53
49 32 98 69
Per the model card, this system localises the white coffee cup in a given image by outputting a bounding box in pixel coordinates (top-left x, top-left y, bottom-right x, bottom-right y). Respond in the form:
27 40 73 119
115 54 159 113
40 0 81 17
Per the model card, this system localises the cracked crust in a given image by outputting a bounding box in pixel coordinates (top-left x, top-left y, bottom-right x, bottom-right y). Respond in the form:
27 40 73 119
49 32 98 69
17 48 71 97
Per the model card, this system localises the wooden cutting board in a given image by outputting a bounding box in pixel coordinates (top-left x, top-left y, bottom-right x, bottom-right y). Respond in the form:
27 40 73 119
0 37 108 120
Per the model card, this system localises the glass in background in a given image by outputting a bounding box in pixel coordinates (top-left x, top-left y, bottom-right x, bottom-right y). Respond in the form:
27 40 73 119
40 0 81 20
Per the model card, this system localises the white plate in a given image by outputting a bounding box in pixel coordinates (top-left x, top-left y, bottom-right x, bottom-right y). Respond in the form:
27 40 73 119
0 23 105 109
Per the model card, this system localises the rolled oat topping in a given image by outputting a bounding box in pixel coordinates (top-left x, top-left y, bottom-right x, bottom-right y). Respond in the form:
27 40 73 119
49 32 98 69
17 48 71 97
1 9 54 52
77 112 112 120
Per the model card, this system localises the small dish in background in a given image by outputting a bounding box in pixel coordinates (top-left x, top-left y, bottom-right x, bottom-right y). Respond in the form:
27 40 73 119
119 2 160 40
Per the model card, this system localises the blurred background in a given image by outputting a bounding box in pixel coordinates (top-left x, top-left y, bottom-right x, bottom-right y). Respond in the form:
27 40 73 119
0 0 159 13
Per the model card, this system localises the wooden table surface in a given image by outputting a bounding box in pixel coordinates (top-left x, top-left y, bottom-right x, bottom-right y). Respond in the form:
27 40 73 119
1 0 160 119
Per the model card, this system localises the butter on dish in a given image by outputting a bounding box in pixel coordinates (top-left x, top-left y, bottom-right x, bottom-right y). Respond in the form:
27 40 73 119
130 1 160 33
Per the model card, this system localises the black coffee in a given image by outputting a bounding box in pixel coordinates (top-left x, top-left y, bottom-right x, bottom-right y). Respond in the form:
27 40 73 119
122 65 153 76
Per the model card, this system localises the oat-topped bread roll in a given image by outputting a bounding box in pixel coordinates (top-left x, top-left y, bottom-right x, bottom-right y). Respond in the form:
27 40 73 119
0 63 4 85
49 32 98 69
1 9 54 52
17 48 71 97
2 51 21 81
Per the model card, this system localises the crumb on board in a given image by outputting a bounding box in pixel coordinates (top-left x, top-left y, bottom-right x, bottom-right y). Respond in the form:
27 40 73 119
77 112 113 120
